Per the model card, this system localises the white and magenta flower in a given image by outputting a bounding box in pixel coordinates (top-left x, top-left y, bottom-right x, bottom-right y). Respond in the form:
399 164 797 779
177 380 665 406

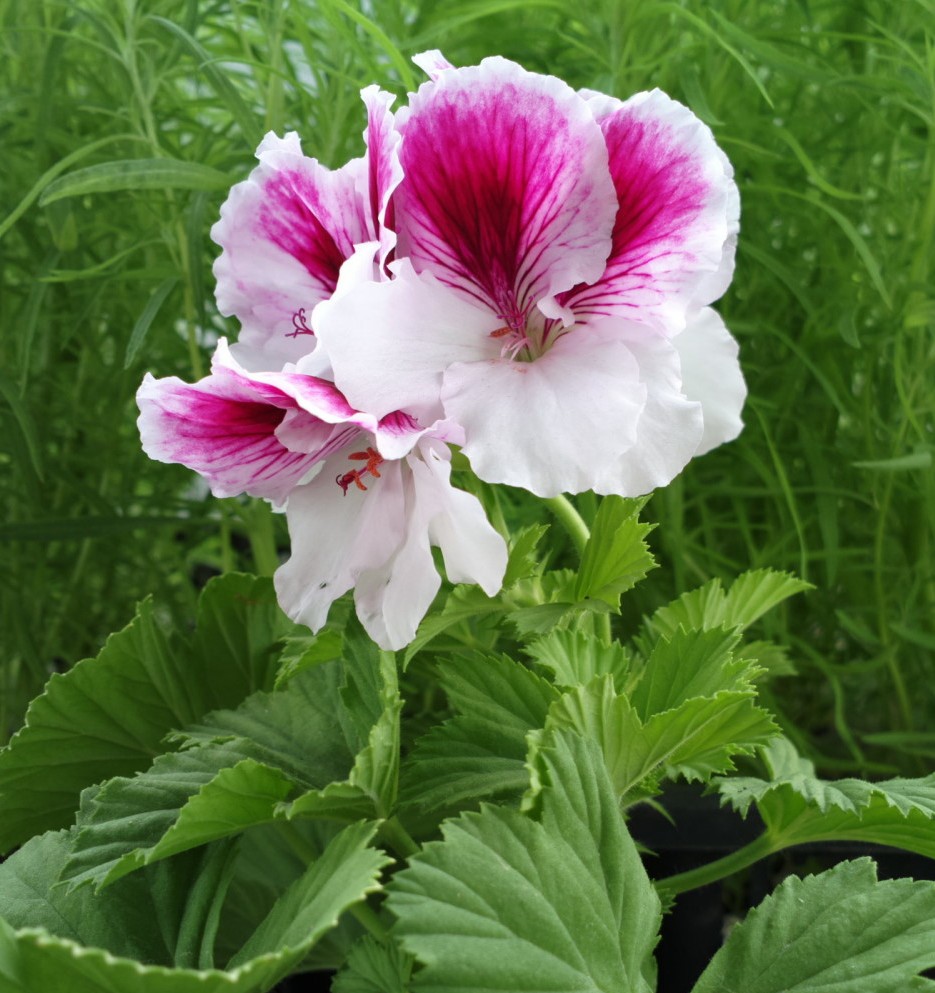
314 53 745 497
137 339 507 649
138 53 746 649
211 85 403 370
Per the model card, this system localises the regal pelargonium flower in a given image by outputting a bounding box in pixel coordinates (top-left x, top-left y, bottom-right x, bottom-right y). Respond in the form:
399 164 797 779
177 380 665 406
211 85 402 370
137 334 507 650
313 53 745 498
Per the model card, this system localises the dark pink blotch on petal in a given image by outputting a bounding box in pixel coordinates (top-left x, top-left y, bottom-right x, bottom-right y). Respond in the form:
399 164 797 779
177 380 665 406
137 374 327 504
565 91 733 331
395 58 615 321
260 169 353 300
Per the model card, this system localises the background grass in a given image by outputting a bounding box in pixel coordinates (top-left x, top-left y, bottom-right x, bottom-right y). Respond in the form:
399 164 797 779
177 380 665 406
1 0 933 772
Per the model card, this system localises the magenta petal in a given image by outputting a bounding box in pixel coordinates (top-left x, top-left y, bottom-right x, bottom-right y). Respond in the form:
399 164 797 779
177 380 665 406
137 371 327 505
394 57 616 320
566 90 738 332
359 86 404 265
211 132 370 366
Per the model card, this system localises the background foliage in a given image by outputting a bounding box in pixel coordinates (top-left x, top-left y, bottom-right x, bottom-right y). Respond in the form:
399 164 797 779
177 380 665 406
1 0 933 772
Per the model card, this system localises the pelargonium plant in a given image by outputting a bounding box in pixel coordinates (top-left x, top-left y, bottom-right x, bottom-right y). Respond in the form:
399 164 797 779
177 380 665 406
1 50 934 993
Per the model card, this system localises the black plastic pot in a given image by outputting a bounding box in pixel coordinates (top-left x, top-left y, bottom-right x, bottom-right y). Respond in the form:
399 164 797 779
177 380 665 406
629 783 935 993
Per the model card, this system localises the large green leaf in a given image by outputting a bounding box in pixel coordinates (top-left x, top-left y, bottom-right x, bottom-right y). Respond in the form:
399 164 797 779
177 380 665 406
0 822 389 992
284 624 402 822
398 716 531 814
398 654 557 815
692 859 935 993
716 738 935 858
439 653 558 732
62 666 358 889
389 730 661 993
0 829 223 968
547 675 776 803
0 575 298 852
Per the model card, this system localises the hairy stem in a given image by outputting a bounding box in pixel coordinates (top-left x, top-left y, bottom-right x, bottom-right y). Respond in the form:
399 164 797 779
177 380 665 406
655 832 778 898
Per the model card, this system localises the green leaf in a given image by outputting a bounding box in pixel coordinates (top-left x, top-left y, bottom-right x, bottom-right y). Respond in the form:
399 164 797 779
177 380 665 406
524 629 633 691
228 821 390 967
0 829 219 967
642 569 811 646
148 17 262 147
440 653 559 732
403 585 505 665
398 716 531 814
0 823 390 992
574 496 655 608
39 159 232 204
63 666 357 889
547 676 777 802
630 627 750 719
501 523 549 587
332 936 414 993
399 654 556 814
716 738 935 859
0 133 144 243
285 627 402 821
692 859 935 993
0 574 296 852
274 630 344 688
389 730 661 993
123 277 178 368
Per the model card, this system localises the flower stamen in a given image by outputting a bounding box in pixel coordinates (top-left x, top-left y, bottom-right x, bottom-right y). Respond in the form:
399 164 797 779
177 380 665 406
335 446 384 495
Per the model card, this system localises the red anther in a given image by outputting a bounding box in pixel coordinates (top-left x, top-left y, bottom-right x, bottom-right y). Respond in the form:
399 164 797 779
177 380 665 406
336 447 384 495
287 308 315 339
347 446 383 477
489 326 513 338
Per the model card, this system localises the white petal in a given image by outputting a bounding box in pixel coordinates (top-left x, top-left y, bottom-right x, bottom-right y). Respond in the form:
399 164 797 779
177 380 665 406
314 252 498 419
416 439 507 595
274 455 405 633
440 323 649 497
603 323 706 494
673 307 746 454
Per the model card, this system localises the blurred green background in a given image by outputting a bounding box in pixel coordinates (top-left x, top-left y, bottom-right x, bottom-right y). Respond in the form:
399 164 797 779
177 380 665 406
1 0 933 773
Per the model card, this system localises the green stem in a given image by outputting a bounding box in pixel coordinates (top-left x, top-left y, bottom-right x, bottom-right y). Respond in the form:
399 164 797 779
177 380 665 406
543 494 590 557
379 816 420 859
655 832 778 898
351 901 391 943
543 495 612 644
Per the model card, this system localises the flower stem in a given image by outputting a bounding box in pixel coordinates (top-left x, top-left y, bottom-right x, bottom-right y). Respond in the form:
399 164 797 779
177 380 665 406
543 495 612 644
543 494 590 557
379 816 420 859
654 832 778 898
350 901 391 943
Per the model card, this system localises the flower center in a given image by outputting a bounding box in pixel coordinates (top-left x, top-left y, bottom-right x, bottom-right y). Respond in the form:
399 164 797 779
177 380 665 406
335 446 384 494
488 304 563 362
490 303 571 362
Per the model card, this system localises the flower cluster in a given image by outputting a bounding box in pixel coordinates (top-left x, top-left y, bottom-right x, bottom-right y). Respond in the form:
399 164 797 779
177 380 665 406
137 51 745 649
